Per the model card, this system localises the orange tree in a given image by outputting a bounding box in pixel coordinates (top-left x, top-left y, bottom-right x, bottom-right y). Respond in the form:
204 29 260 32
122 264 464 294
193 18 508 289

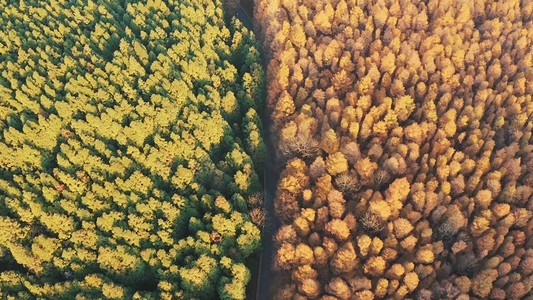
255 0 533 298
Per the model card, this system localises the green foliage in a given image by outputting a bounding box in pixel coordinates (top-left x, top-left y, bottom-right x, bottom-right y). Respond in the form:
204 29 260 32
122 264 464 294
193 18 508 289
0 0 265 298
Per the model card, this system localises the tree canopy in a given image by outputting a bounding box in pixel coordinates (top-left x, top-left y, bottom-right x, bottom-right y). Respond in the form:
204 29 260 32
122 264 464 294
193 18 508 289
0 0 265 299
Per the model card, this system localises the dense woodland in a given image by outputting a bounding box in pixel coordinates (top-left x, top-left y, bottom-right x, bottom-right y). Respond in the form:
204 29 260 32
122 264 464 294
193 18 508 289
255 0 533 299
0 0 265 299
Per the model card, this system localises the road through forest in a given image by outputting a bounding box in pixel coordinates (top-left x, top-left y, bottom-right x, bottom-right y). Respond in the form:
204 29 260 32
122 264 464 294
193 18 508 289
255 116 280 300
232 4 279 299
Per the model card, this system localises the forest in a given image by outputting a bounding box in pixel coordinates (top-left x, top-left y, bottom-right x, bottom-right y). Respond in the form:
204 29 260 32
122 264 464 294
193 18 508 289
0 0 265 299
0 0 532 299
255 0 533 299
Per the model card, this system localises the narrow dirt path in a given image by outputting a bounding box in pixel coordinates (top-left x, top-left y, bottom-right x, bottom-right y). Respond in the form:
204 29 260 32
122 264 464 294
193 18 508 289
229 3 279 298
255 117 280 300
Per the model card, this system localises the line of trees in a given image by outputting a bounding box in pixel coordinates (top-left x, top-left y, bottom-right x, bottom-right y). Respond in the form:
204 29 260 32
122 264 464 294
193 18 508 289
0 0 265 299
255 0 533 298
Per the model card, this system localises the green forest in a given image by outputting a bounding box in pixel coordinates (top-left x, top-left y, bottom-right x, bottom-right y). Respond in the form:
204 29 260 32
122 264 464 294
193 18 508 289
0 0 532 299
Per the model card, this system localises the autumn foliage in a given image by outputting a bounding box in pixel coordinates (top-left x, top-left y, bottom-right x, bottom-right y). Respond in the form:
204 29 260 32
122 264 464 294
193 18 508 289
0 0 265 299
256 0 533 298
